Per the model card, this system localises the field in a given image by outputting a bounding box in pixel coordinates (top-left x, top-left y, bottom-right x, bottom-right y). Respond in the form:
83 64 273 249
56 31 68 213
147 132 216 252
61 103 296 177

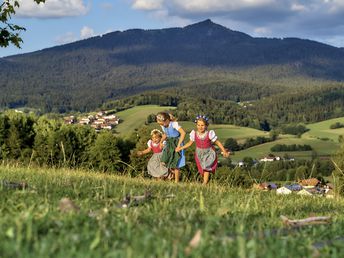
303 117 344 142
114 105 176 136
1 165 344 257
115 106 343 162
231 118 344 162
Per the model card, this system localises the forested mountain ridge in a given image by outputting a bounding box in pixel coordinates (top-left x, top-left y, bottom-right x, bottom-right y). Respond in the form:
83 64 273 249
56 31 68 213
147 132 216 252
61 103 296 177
1 19 344 112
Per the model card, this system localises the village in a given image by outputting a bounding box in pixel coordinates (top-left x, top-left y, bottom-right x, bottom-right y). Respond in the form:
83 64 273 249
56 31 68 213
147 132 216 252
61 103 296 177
64 111 120 132
253 177 334 198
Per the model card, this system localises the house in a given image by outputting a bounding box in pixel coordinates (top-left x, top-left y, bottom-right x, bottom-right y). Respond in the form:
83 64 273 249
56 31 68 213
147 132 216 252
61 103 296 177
253 182 277 190
297 189 313 196
79 118 90 125
299 178 320 187
64 116 76 124
285 183 303 191
237 161 244 167
259 154 281 162
276 186 292 195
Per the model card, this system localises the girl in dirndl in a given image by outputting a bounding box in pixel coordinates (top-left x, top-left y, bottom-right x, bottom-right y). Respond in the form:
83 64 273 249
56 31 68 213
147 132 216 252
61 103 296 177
156 112 186 183
137 129 169 178
176 115 229 185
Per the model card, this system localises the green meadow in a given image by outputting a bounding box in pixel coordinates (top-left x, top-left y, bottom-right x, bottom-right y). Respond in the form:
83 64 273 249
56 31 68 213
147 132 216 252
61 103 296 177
232 118 344 162
114 106 344 162
303 117 344 142
1 165 344 258
114 105 176 136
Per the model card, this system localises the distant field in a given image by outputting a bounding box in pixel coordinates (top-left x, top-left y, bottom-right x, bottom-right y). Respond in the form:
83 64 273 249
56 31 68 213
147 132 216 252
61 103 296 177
114 105 176 136
303 117 344 142
232 118 344 162
232 137 339 162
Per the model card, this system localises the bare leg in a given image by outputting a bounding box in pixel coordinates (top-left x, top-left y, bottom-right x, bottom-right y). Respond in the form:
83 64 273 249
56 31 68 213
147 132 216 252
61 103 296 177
203 171 210 185
174 169 180 183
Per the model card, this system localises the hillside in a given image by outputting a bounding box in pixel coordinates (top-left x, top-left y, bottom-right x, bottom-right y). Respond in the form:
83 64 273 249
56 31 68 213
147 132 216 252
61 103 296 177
1 165 344 257
1 19 344 112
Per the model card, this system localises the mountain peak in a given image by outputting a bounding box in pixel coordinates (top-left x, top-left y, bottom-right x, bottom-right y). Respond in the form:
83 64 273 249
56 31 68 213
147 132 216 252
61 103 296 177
184 19 229 31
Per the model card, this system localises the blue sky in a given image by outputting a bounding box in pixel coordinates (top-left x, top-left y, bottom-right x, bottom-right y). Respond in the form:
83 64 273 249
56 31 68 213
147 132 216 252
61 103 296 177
1 0 344 57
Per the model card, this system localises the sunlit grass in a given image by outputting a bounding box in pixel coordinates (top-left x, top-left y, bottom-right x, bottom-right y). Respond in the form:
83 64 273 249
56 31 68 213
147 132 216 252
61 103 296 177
1 165 344 257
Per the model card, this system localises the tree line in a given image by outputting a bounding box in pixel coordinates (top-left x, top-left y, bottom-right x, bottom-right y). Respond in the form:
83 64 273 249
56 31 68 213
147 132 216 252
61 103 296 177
1 110 342 187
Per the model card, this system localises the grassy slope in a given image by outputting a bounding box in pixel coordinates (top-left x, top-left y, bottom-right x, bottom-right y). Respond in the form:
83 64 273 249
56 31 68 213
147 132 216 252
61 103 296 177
115 106 343 161
1 166 344 257
114 105 176 136
303 117 344 142
232 117 344 162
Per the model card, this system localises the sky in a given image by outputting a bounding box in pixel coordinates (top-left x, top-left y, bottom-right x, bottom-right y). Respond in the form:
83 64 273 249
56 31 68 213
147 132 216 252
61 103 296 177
1 0 344 57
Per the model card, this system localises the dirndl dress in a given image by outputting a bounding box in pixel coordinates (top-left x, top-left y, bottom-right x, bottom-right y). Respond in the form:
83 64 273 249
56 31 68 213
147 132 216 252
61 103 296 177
160 122 185 168
194 131 218 175
147 141 169 177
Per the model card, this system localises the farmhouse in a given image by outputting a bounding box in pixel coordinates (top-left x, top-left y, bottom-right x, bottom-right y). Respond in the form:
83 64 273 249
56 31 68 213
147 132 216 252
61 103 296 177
276 186 292 195
259 154 281 162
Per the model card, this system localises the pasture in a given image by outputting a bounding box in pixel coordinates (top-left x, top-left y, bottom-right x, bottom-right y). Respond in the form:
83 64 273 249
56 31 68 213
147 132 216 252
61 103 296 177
114 106 343 162
303 117 344 142
114 105 176 136
1 165 344 257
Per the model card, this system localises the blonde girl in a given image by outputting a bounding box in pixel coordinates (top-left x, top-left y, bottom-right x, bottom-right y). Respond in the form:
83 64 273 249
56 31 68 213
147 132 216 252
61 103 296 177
137 129 169 178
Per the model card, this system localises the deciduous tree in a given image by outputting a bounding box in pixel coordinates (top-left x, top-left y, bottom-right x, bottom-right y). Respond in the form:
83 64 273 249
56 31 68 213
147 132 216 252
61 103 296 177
0 0 45 47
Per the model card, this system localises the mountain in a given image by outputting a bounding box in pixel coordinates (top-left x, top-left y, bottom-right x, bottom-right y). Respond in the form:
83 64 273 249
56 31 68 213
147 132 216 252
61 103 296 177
1 19 344 112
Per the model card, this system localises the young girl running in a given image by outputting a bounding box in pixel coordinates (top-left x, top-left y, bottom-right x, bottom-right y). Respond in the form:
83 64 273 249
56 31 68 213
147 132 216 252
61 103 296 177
156 112 186 183
137 129 169 179
176 115 229 185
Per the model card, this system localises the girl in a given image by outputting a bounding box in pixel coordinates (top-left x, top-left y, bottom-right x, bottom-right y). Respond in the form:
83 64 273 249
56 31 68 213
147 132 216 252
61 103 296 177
156 112 186 183
176 115 229 185
137 129 169 179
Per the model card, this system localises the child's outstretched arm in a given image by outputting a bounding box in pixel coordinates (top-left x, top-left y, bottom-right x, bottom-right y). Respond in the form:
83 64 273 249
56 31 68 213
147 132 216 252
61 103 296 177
177 127 186 148
137 147 152 156
176 140 194 152
214 140 230 158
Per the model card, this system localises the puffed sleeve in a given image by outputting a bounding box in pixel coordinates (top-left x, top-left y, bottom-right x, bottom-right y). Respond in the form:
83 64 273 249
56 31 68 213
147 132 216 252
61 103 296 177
171 121 181 130
147 139 152 148
189 130 196 141
209 130 218 142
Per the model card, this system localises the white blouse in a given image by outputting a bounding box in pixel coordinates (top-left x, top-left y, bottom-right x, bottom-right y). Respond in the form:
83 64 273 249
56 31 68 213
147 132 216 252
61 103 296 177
147 140 166 148
189 130 217 142
160 121 181 131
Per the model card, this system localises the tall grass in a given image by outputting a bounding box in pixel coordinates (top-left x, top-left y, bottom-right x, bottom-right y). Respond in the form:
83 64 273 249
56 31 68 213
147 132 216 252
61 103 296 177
1 165 344 257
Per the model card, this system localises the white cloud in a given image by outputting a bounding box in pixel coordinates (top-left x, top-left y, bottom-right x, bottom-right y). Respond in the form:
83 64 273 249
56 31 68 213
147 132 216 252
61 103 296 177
16 0 89 18
132 0 164 10
80 26 95 39
55 32 78 45
166 0 275 12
